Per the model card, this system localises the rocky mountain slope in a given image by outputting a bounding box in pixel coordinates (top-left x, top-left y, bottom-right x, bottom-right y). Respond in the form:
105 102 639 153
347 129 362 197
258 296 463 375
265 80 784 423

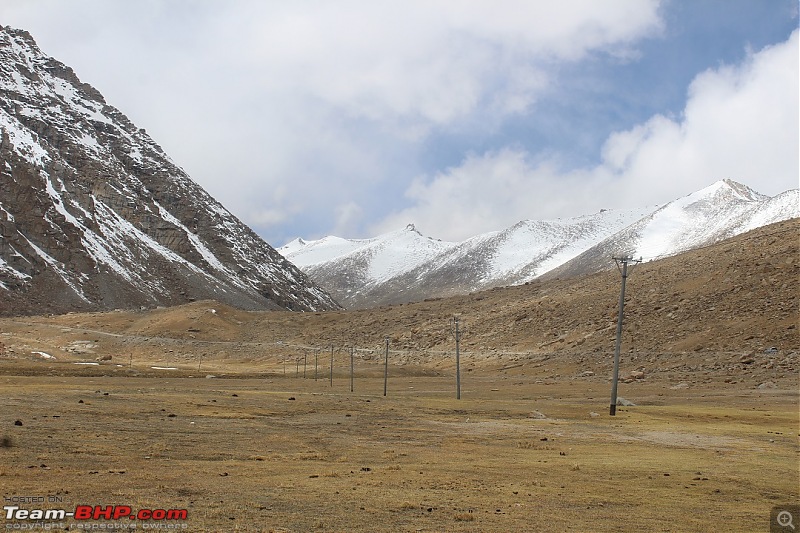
0 26 339 316
281 180 798 308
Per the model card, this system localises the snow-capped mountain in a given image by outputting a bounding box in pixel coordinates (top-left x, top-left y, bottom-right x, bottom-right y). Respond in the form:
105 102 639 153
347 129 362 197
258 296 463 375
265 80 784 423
281 179 798 308
0 26 339 315
543 180 799 280
281 224 457 288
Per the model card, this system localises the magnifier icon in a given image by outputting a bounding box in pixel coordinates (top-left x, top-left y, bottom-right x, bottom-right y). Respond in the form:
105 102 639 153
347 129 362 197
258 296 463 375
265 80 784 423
778 510 795 530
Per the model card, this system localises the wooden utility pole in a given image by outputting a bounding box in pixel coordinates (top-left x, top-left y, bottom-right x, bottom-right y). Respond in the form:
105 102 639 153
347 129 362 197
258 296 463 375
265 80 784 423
452 317 462 400
610 256 641 415
383 337 389 396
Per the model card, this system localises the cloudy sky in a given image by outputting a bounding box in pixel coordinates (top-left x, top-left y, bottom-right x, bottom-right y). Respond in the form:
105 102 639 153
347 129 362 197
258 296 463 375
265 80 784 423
2 1 798 245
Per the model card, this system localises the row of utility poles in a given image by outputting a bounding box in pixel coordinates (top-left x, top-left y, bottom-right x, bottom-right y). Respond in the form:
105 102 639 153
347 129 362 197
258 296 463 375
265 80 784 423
279 321 464 399
275 255 637 413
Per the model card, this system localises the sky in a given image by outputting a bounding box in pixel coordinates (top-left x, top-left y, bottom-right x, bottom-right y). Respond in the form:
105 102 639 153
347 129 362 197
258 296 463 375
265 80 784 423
1 0 798 245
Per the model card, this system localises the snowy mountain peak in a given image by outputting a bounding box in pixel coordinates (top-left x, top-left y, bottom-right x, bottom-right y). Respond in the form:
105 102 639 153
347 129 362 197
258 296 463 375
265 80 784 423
689 178 767 204
629 179 783 261
719 178 768 202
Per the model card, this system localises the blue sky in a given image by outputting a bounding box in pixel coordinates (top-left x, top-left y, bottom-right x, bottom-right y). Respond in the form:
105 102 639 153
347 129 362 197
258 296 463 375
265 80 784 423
1 0 798 244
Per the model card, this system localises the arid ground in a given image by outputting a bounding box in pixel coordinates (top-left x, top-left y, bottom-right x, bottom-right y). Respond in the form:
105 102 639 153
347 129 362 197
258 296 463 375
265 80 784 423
0 365 797 532
1 221 798 531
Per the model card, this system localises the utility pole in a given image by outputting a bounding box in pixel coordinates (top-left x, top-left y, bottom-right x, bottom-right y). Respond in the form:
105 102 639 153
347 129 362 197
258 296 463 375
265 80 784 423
609 256 641 416
330 345 334 387
452 317 462 400
314 349 319 381
350 346 354 393
383 337 389 397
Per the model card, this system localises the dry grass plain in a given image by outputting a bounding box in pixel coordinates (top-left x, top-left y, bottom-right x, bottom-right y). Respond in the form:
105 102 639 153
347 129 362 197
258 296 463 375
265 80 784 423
0 355 797 532
1 221 798 531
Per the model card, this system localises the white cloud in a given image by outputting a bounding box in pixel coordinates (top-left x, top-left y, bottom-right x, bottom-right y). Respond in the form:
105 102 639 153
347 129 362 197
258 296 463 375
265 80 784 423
375 30 799 241
2 1 663 245
608 28 799 204
205 0 663 239
333 201 364 237
14 2 794 245
372 149 595 239
237 1 662 127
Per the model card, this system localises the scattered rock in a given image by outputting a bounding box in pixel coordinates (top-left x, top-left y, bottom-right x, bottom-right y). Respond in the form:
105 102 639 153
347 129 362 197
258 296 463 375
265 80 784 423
616 397 636 406
756 381 777 389
529 411 547 419
13 420 22 426
65 341 94 354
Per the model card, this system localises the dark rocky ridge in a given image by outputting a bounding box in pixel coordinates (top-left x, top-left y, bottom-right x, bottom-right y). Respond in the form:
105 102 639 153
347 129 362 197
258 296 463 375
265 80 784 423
0 26 340 315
